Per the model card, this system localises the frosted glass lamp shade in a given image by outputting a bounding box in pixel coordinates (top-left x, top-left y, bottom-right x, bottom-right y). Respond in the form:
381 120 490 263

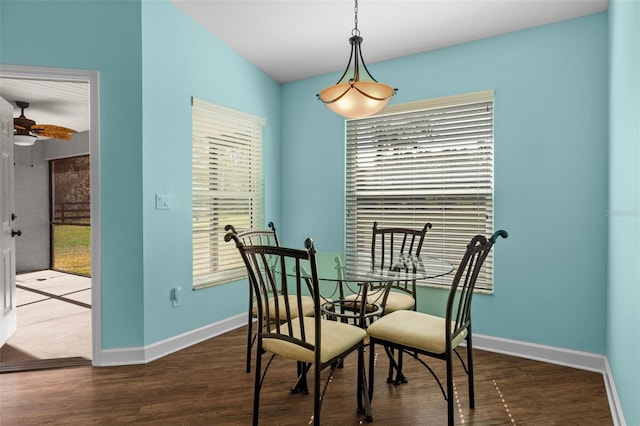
318 81 395 119
14 134 37 146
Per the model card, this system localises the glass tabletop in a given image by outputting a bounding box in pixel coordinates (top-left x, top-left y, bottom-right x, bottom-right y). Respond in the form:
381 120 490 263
313 252 453 283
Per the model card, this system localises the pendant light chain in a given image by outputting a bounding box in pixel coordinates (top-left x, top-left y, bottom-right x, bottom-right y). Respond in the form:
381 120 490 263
353 0 359 36
352 0 361 82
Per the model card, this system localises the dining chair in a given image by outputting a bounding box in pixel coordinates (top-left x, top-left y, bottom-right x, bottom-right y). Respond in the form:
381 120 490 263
224 233 371 426
366 230 508 426
340 221 432 382
368 221 432 313
340 221 432 317
225 222 315 373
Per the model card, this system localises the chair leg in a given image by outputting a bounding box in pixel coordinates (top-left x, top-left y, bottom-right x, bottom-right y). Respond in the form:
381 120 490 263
368 340 376 407
246 312 253 373
386 347 395 383
313 359 321 426
357 346 363 413
467 333 475 409
360 344 373 421
395 350 407 385
384 347 407 385
252 345 262 426
446 351 454 426
291 362 310 394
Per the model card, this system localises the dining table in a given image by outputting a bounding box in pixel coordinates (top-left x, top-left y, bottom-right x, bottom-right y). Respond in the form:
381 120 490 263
311 252 454 327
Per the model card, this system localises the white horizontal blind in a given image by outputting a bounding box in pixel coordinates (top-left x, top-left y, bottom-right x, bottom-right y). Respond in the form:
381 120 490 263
345 91 495 291
192 97 265 288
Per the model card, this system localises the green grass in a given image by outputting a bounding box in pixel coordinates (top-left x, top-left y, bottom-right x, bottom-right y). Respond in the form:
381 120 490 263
53 225 91 276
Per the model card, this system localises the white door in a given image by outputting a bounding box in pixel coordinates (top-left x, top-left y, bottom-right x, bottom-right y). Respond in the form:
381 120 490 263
0 96 17 347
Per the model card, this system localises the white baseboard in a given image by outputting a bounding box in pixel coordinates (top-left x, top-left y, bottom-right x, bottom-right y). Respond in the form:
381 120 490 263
603 357 626 426
471 333 606 372
93 313 246 367
471 333 625 426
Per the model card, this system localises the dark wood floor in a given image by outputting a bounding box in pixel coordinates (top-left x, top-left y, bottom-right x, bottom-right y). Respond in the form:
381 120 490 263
0 326 612 425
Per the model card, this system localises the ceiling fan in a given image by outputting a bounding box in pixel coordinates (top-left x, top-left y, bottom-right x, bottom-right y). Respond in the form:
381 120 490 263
13 101 77 146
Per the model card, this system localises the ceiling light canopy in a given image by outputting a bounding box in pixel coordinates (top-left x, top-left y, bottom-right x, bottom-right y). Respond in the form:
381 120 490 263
317 0 396 119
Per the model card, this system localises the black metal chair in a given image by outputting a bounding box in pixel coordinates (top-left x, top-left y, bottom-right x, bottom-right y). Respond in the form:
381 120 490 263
340 222 432 318
225 222 314 373
368 221 432 313
341 221 432 383
225 233 371 426
366 230 508 426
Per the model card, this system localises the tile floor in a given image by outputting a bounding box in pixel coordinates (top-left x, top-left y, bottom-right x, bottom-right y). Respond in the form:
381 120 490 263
0 270 91 362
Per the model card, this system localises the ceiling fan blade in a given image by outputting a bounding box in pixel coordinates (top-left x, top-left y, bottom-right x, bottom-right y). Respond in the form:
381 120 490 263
31 124 77 133
12 103 79 141
31 124 77 141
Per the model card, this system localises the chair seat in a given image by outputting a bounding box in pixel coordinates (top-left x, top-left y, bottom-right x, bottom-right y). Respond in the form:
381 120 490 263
252 295 315 319
263 316 367 364
343 290 415 313
366 310 467 354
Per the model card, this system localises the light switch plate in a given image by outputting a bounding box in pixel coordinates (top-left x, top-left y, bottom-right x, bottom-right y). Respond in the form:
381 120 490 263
156 194 171 210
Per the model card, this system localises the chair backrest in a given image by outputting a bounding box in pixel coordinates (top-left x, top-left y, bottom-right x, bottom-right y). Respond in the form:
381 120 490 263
224 221 280 247
225 233 321 355
371 221 432 273
225 222 282 300
446 230 508 346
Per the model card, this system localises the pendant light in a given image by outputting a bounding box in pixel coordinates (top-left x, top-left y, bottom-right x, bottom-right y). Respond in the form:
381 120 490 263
317 0 396 119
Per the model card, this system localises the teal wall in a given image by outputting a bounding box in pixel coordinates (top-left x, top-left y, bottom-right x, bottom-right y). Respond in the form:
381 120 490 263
282 14 609 354
0 0 281 348
140 2 281 344
608 0 640 424
1 0 145 347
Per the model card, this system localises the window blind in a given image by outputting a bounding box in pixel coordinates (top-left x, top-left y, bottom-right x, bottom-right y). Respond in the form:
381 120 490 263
345 90 495 291
192 97 265 288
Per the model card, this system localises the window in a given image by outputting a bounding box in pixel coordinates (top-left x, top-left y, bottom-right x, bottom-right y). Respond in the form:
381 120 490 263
50 155 91 276
192 97 265 289
345 90 495 291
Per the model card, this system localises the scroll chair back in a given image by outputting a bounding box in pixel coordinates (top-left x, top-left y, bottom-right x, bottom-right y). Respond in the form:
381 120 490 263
224 234 370 426
366 230 508 426
225 222 280 248
225 222 314 373
369 221 432 314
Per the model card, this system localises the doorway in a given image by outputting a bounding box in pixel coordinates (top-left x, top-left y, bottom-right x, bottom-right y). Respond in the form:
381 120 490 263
0 65 101 369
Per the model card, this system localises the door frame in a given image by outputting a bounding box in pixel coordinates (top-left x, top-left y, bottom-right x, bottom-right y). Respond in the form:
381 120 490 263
0 65 101 365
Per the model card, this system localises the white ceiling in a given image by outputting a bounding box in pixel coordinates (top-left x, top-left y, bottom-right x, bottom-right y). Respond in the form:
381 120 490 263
0 0 609 129
172 0 609 83
0 78 90 135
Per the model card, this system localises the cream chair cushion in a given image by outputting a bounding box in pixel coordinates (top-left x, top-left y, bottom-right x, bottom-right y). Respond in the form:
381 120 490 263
263 317 366 364
343 290 415 313
380 291 415 313
252 295 315 319
366 309 467 354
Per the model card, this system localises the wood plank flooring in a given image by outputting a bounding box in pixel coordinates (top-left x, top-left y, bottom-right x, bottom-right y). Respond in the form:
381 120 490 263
0 326 612 425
